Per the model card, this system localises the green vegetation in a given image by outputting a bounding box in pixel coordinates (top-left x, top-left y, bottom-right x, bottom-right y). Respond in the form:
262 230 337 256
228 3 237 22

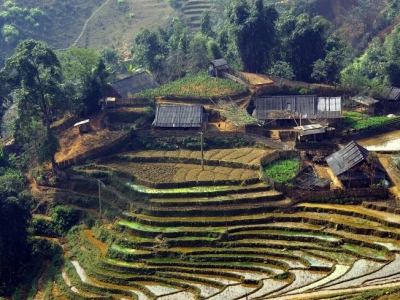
264 158 300 183
135 72 247 99
342 111 398 130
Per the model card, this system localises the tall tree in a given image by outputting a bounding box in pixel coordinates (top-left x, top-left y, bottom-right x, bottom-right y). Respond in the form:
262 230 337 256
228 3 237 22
227 0 278 73
58 47 108 116
200 11 214 37
0 169 31 296
132 27 168 74
2 39 64 168
277 13 329 81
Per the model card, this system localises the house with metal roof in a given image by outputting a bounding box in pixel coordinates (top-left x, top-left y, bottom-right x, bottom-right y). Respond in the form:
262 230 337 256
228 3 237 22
107 71 158 99
386 87 400 101
325 140 386 188
350 95 379 115
252 95 341 127
152 105 208 130
209 58 229 77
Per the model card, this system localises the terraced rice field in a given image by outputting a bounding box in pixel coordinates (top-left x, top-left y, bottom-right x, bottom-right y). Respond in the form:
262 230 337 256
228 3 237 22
181 0 212 29
56 148 400 299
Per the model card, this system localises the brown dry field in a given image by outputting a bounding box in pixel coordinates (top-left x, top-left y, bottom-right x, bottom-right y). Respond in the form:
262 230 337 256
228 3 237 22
103 162 259 183
125 148 275 167
55 111 126 163
241 72 274 86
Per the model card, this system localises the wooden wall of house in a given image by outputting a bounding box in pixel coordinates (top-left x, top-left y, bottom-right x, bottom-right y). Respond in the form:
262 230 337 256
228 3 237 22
106 86 122 99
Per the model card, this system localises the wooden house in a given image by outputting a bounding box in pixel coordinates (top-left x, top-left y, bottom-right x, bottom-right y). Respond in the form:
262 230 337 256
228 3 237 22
294 124 325 142
209 59 229 77
74 119 91 134
106 71 158 99
152 105 208 130
379 86 400 113
252 95 341 127
387 86 400 101
325 141 386 189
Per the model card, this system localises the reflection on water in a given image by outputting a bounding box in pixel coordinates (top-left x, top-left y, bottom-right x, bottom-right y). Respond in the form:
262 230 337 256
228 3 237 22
358 130 400 151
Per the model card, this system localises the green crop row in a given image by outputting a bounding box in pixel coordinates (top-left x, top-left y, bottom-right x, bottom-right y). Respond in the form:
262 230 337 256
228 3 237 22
263 158 300 183
135 72 247 99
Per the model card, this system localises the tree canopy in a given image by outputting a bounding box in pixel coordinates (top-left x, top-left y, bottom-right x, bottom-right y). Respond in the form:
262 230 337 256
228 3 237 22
2 39 64 167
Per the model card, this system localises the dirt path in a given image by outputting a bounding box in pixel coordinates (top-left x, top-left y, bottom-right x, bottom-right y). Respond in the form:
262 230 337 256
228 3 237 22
33 261 51 300
241 72 274 86
84 229 107 257
58 0 113 50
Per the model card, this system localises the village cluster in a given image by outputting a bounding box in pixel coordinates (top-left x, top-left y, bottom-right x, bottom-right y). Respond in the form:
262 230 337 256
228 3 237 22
70 59 400 200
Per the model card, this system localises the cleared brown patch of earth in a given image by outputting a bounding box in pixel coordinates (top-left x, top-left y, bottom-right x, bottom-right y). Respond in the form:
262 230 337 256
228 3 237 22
241 72 274 86
84 229 107 257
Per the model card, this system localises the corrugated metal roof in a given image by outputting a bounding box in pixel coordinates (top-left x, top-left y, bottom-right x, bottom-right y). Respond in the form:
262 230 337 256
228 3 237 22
110 72 158 98
350 95 379 106
253 95 341 120
387 87 400 101
295 124 325 136
325 141 370 176
210 58 229 71
210 58 228 67
152 105 205 128
74 119 90 127
253 95 316 119
317 97 342 118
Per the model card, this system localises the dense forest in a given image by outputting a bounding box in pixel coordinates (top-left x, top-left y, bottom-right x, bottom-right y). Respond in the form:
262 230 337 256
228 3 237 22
1 0 400 297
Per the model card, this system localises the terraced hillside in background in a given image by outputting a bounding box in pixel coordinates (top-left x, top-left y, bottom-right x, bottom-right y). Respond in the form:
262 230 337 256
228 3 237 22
51 148 400 299
7 0 176 52
181 0 212 29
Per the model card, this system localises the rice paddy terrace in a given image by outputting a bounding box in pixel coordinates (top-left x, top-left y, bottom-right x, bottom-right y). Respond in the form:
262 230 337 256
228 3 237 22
181 0 212 29
55 148 400 299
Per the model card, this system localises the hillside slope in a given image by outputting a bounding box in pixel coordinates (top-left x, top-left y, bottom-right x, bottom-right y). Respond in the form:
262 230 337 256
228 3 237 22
4 0 176 53
1 0 398 56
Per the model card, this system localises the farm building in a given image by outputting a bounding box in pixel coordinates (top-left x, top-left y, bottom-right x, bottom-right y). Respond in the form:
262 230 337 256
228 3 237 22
74 119 91 134
325 140 386 189
294 124 326 142
349 96 379 115
209 59 229 77
379 86 400 113
152 105 208 130
104 97 116 109
106 71 158 99
252 95 342 127
387 86 400 101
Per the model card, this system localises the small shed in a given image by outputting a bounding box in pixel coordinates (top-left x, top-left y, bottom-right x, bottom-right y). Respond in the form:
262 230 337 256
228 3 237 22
350 95 379 115
152 105 208 130
325 140 385 188
294 124 325 142
209 59 229 77
74 119 91 134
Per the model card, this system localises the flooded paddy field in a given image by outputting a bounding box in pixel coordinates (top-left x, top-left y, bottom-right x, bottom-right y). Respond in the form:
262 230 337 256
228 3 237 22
358 130 400 152
55 150 400 299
